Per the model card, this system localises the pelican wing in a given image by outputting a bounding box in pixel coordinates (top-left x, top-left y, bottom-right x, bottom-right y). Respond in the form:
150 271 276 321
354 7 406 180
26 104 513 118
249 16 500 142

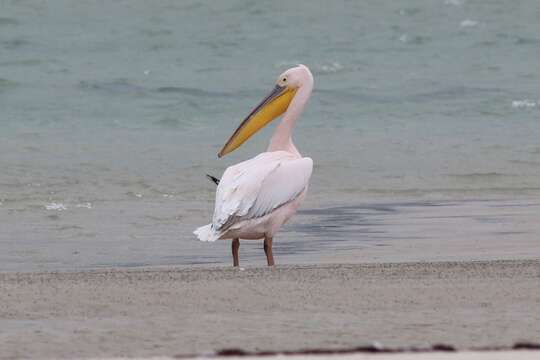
212 151 313 232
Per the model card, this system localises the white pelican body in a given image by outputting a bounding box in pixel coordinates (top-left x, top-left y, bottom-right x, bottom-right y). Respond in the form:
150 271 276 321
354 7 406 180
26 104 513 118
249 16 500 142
195 151 312 241
194 65 314 266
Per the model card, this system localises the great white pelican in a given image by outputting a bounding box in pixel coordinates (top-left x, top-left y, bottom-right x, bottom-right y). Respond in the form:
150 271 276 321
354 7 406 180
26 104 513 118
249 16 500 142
194 65 314 267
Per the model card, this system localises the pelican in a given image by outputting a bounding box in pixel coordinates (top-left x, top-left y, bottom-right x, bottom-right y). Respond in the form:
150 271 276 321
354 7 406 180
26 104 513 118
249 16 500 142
194 64 314 267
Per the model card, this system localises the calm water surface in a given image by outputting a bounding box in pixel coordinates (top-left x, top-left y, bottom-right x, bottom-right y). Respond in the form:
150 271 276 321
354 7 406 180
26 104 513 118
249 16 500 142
1 1 540 271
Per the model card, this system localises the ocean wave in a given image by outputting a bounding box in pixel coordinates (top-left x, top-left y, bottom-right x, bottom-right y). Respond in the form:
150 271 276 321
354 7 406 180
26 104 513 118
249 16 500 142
0 78 18 91
0 59 42 67
512 99 537 108
79 79 147 96
156 86 232 97
398 34 431 45
45 203 67 211
444 0 464 6
0 17 19 26
2 38 30 50
515 37 540 45
398 8 422 16
509 160 540 166
126 192 144 199
316 62 345 74
153 117 183 128
44 202 92 211
408 86 502 102
448 172 510 179
139 28 173 38
335 187 540 200
460 19 479 28
274 61 346 75
76 202 93 209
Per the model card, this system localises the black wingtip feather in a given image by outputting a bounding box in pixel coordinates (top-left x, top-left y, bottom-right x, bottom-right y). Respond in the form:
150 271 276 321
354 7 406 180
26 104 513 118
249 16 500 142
206 174 220 185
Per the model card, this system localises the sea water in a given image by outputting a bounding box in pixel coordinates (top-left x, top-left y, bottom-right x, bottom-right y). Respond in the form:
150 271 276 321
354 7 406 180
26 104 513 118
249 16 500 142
1 0 540 270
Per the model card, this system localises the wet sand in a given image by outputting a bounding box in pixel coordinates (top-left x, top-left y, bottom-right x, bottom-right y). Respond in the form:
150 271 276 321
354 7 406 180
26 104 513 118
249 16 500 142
1 260 539 359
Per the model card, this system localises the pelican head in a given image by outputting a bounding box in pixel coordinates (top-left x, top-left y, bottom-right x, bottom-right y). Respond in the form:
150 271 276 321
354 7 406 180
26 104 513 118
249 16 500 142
218 64 313 158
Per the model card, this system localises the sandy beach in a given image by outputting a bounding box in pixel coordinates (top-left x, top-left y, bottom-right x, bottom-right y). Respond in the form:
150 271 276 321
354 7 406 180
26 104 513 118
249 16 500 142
1 259 539 359
3 1 540 359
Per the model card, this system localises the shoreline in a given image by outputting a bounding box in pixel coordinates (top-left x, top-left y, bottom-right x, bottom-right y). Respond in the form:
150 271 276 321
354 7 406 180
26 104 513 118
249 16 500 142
1 259 539 359
4 197 540 272
0 257 538 275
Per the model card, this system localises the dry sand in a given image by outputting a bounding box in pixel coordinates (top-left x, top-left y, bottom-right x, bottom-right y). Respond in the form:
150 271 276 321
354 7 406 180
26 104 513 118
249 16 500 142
1 260 539 359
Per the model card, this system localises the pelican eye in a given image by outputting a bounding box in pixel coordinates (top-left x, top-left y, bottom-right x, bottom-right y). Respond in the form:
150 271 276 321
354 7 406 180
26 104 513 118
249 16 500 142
282 77 287 82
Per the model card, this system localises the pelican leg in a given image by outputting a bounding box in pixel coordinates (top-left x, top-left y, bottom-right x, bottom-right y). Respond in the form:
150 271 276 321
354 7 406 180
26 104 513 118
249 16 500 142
263 236 275 266
232 238 240 267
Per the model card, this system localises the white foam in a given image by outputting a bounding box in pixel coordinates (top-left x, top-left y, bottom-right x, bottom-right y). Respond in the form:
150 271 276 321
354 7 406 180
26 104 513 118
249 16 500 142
45 202 67 211
76 202 93 209
460 19 479 28
512 99 537 108
318 62 343 74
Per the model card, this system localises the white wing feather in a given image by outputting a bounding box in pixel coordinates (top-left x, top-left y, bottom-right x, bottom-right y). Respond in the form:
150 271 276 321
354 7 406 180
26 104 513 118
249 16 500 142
212 151 312 232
